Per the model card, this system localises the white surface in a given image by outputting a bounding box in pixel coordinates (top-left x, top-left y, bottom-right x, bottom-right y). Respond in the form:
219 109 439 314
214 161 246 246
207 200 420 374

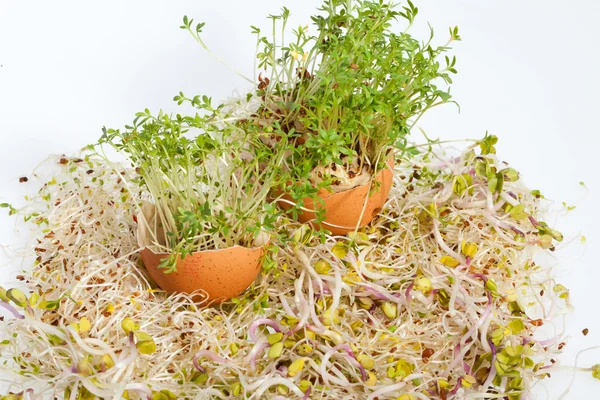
0 0 599 398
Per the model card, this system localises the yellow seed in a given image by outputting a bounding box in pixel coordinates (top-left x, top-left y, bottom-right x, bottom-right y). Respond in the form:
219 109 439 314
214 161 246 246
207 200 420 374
381 302 397 319
136 340 157 355
366 371 377 386
268 333 284 345
304 330 316 340
357 354 375 370
320 330 343 344
281 315 299 326
105 303 115 314
298 380 312 393
387 366 396 378
284 339 297 349
232 382 243 397
296 343 313 356
101 354 115 370
288 358 305 377
413 277 433 295
268 342 284 359
440 256 460 268
462 374 477 388
277 384 289 395
122 390 130 400
342 271 361 284
121 318 136 334
397 395 414 400
230 343 239 356
351 320 364 331
79 317 91 334
69 322 80 333
395 359 413 378
322 308 340 326
331 242 348 258
438 378 451 389
461 241 478 258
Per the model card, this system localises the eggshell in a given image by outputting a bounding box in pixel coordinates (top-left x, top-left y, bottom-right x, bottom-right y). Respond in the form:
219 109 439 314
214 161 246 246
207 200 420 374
140 246 264 305
136 205 265 305
278 157 394 235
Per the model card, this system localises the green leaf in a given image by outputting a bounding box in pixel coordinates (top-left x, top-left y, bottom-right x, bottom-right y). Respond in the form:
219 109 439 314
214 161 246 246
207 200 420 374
6 288 28 308
37 300 60 310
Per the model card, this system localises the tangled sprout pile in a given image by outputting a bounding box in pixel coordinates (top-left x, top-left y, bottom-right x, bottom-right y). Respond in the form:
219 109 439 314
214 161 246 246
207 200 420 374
0 136 581 399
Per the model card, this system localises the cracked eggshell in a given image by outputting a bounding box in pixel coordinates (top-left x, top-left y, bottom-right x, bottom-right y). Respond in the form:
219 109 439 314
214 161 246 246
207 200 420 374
137 204 266 305
278 157 394 235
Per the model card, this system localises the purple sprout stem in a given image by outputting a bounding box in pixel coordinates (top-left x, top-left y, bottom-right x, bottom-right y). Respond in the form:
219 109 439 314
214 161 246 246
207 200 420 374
482 341 498 390
449 377 463 396
468 273 488 284
249 318 282 342
0 301 24 319
335 344 367 381
463 361 471 374
302 386 312 400
528 215 540 227
405 282 414 304
511 226 525 236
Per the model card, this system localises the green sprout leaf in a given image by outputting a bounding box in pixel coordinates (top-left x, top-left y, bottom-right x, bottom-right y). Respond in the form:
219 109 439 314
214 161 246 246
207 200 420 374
6 288 28 308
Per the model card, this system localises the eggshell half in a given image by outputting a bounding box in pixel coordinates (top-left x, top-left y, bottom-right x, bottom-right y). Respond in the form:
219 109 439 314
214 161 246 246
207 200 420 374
140 245 264 305
137 204 265 305
278 157 394 235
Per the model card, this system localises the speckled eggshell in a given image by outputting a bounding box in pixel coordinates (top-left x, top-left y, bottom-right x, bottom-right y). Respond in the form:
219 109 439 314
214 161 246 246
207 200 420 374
279 157 394 235
140 245 264 305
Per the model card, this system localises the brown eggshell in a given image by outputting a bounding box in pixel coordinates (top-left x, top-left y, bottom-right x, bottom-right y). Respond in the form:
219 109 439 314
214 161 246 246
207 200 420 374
278 157 394 235
136 204 265 305
140 245 264 305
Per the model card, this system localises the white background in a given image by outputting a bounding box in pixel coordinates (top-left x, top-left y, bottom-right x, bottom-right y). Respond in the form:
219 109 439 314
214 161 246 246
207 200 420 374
0 1 599 398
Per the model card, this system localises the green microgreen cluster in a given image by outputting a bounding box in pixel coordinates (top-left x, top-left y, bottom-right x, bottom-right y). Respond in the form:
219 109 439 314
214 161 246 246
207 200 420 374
178 0 460 226
244 0 459 189
99 96 285 271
